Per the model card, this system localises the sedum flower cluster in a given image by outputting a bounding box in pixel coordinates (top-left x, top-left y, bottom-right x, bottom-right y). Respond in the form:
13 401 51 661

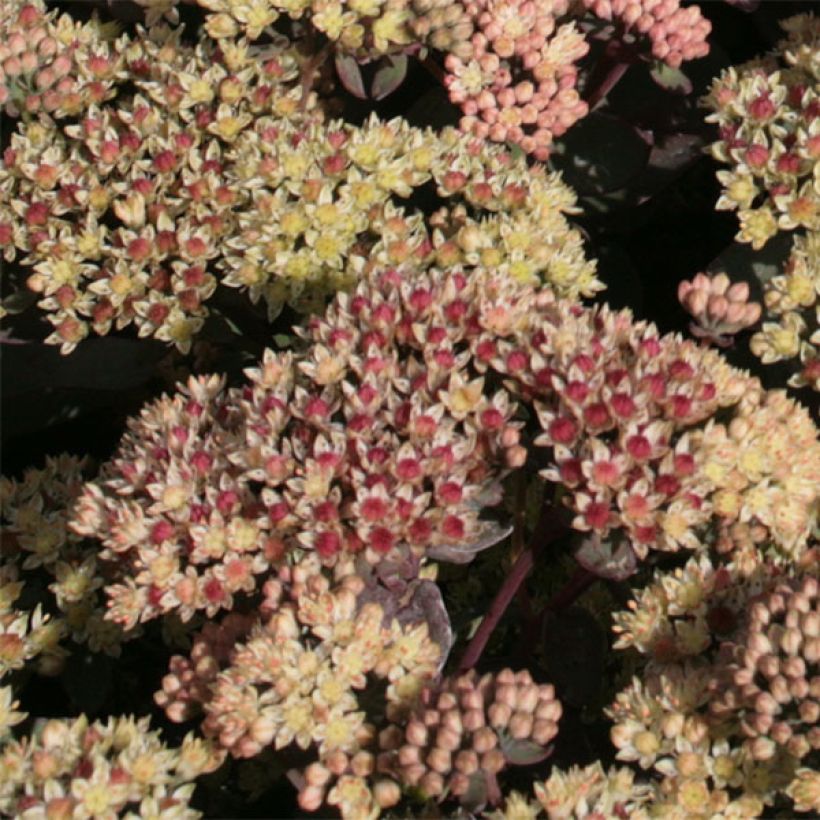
0 714 224 818
186 0 711 158
72 266 820 630
749 230 820 391
0 0 122 120
0 267 812 818
0 455 134 658
0 16 596 351
710 574 820 765
189 0 426 55
608 553 820 817
703 14 819 249
156 554 443 819
533 761 652 818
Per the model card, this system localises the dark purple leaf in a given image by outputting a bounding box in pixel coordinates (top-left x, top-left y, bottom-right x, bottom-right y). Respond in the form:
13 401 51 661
335 53 367 99
459 771 489 812
499 736 553 766
575 534 637 581
427 521 513 564
723 0 760 10
371 54 408 101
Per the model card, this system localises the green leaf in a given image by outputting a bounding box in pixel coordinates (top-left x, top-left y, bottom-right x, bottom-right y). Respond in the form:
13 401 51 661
706 232 793 289
1 287 37 315
273 333 295 348
649 61 693 95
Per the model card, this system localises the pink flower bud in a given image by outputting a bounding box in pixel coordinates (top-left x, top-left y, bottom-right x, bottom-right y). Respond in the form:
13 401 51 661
707 294 729 322
37 37 57 59
472 726 498 753
749 736 776 760
435 726 462 752
532 719 558 745
509 712 534 740
373 780 401 808
8 33 27 56
298 785 325 812
426 747 452 774
398 744 421 767
3 56 22 77
480 748 505 773
21 51 38 73
36 67 55 90
684 287 708 318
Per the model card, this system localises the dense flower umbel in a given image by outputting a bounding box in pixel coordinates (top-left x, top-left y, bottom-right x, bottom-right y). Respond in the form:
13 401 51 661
533 761 652 819
0 26 321 352
488 285 818 562
71 283 525 625
612 555 770 663
703 14 820 248
0 455 134 656
443 0 589 160
0 0 122 119
709 574 820 763
0 31 597 351
608 662 779 817
581 0 710 69
157 556 441 819
608 562 820 817
693 387 819 560
220 114 598 312
678 272 762 347
377 668 561 807
750 231 820 391
191 0 419 57
0 713 224 818
72 267 819 627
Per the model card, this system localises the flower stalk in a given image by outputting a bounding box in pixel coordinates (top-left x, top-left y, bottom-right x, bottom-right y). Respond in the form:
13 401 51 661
459 503 568 672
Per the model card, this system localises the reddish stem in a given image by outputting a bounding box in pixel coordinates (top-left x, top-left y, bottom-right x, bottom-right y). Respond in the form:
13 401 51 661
584 40 638 111
458 505 567 672
420 54 446 85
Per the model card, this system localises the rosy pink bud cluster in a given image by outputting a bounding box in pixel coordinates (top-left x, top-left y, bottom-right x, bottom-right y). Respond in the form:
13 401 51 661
444 0 589 159
710 574 820 762
582 0 711 68
378 668 561 805
0 3 118 117
678 272 762 346
155 612 256 723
